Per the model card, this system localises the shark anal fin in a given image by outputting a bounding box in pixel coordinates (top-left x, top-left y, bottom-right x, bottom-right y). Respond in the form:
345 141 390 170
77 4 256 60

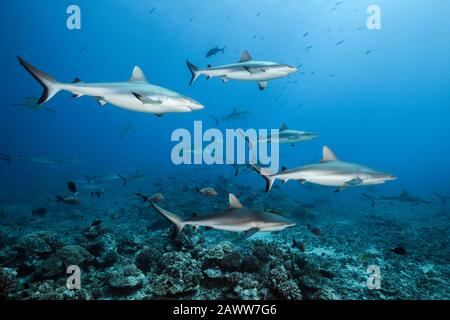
155 114 164 118
258 81 268 91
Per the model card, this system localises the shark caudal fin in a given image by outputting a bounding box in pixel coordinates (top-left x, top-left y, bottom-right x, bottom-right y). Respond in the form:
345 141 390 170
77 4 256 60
186 60 201 86
251 165 276 192
209 115 220 125
17 56 61 104
151 202 186 233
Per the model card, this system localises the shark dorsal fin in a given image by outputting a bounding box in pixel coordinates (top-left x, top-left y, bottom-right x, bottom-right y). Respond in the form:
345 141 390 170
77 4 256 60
322 146 338 162
239 50 253 63
229 193 243 209
400 189 410 197
280 122 288 131
129 66 148 83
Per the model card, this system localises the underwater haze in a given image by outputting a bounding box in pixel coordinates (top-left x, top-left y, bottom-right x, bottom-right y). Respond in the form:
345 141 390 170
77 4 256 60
0 0 449 300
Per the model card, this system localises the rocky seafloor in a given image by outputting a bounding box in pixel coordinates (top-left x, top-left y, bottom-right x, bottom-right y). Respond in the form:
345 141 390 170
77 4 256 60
0 176 449 300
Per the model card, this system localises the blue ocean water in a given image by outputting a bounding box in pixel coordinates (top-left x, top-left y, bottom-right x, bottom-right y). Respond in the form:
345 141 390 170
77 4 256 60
0 0 449 300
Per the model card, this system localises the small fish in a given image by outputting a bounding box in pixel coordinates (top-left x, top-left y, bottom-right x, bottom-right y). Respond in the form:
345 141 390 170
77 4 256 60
390 246 406 255
303 32 309 38
80 44 89 54
196 187 218 196
32 207 47 217
256 12 262 17
305 45 313 51
149 8 156 15
56 195 80 205
365 50 372 55
0 153 12 163
336 40 344 46
206 46 226 58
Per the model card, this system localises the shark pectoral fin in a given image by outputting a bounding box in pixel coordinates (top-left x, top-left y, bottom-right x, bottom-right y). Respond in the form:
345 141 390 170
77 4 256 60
72 93 83 98
243 66 254 74
94 97 107 107
258 81 268 91
132 92 161 104
229 193 243 209
238 227 260 241
72 78 82 83
344 178 363 186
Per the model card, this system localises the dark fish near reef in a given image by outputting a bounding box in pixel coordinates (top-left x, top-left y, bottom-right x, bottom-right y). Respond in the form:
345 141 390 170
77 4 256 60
56 195 80 205
32 207 47 217
67 181 78 194
90 190 104 198
308 224 322 236
91 219 102 227
206 46 225 58
292 239 306 252
136 192 164 203
391 246 406 255
151 193 296 240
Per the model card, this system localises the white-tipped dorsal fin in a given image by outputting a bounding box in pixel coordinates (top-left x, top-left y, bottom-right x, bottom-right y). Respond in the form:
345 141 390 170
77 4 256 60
229 193 243 209
239 50 253 63
322 146 338 162
280 122 288 131
129 66 148 82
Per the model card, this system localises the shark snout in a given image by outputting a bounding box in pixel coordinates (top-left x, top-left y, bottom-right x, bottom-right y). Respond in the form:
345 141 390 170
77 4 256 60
181 97 204 111
386 174 397 181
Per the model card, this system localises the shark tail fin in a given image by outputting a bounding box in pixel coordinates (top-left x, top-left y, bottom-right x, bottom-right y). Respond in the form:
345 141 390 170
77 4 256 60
152 202 186 233
209 115 219 125
82 174 91 184
17 56 61 104
186 60 201 86
118 175 127 186
251 165 276 192
362 193 376 208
